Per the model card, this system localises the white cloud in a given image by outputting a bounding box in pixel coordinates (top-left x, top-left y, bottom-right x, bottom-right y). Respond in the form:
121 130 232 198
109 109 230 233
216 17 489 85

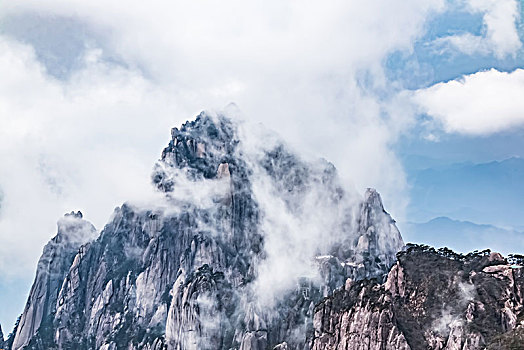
0 37 179 276
413 68 524 135
436 0 522 58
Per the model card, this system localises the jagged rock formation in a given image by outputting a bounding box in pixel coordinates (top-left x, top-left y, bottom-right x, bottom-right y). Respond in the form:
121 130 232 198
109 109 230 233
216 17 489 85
311 244 524 350
9 112 403 350
11 212 96 350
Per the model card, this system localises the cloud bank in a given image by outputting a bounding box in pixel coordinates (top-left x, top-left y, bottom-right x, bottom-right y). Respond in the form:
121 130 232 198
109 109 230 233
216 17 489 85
413 68 524 135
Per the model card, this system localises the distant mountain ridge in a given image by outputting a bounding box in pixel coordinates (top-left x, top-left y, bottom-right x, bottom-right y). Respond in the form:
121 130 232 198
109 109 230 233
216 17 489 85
406 157 524 229
402 216 524 255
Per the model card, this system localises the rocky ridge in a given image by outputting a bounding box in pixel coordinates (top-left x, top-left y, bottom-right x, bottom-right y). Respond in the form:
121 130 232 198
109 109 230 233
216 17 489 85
311 244 524 350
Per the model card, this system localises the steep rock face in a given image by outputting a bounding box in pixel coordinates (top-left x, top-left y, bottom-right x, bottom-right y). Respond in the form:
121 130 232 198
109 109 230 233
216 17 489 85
311 245 524 350
339 188 404 283
11 112 403 350
1 323 5 349
11 212 96 350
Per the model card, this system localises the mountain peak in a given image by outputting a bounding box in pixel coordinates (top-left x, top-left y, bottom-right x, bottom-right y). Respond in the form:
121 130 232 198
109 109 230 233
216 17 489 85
363 187 384 209
56 210 97 246
10 112 406 350
11 211 97 350
64 210 83 219
153 111 238 192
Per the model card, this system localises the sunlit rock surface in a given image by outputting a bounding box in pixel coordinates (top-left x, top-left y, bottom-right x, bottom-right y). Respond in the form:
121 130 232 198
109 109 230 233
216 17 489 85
311 245 524 350
8 112 403 349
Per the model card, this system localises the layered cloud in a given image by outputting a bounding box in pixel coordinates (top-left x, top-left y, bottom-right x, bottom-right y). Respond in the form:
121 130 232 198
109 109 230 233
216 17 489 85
413 68 524 135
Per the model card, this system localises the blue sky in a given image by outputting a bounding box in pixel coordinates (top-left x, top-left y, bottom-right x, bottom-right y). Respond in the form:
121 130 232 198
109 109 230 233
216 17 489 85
387 3 524 89
1 0 524 332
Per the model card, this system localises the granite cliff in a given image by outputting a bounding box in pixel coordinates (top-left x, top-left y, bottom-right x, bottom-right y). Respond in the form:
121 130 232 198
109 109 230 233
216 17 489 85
311 245 524 350
8 112 403 349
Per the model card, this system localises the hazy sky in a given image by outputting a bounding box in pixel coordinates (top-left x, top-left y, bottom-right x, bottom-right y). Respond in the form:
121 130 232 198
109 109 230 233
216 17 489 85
1 0 524 331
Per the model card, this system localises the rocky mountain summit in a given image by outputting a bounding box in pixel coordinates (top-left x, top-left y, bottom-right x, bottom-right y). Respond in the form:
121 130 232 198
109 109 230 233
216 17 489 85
7 112 403 350
6 111 523 350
